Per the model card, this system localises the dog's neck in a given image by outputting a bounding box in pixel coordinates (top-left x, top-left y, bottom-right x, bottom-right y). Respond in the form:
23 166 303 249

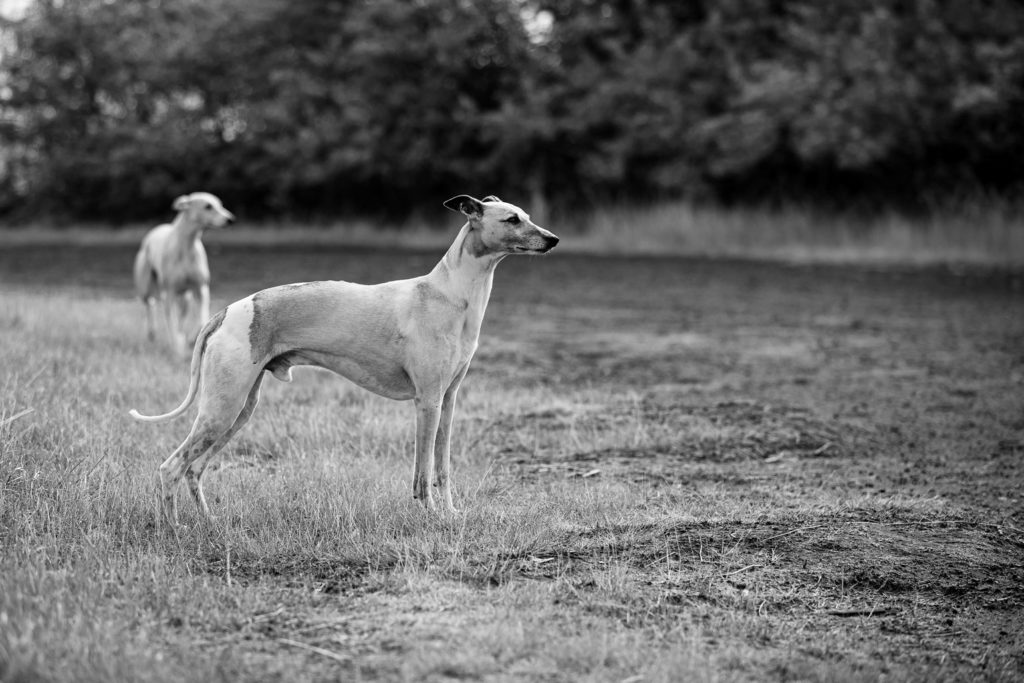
171 213 206 246
431 222 504 310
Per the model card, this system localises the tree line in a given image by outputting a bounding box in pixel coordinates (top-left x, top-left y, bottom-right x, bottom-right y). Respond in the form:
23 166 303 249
1 0 1022 223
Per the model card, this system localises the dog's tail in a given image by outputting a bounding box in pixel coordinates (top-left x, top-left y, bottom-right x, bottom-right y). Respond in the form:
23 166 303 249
128 310 223 423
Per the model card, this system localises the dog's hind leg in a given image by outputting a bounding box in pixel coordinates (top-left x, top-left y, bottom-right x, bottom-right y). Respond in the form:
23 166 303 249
158 420 226 526
158 360 261 525
185 371 265 520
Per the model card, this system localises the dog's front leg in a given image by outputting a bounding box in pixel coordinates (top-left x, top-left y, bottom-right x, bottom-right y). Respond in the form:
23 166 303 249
412 391 443 509
433 373 465 514
198 284 210 331
183 285 209 349
162 294 186 357
143 298 158 342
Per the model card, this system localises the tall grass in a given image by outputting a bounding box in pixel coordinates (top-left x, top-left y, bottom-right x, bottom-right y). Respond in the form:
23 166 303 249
556 200 1024 265
5 199 1022 266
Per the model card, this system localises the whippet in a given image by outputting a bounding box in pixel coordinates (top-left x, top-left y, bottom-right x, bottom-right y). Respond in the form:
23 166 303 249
133 192 236 357
129 195 558 525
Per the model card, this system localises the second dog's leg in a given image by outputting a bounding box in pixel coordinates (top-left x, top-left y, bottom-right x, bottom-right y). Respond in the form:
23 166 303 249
185 372 264 519
412 391 443 509
162 294 186 357
133 251 158 342
176 293 194 357
143 297 158 341
198 284 210 327
184 285 210 349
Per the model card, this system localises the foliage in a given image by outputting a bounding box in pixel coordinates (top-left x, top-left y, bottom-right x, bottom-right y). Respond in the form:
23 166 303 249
1 0 1023 221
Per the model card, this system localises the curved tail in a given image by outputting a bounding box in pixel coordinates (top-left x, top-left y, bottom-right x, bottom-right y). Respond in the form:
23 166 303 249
129 311 223 423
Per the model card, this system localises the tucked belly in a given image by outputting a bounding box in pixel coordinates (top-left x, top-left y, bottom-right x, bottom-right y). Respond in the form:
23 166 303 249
266 349 415 400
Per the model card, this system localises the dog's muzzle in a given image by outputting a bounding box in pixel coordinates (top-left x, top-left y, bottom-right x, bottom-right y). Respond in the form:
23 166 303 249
539 234 559 253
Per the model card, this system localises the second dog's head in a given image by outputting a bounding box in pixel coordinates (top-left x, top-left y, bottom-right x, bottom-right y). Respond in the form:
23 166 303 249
173 192 236 229
443 194 559 256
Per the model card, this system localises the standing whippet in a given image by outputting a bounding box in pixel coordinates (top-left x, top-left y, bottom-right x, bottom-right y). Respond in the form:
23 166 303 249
129 195 558 524
133 192 236 357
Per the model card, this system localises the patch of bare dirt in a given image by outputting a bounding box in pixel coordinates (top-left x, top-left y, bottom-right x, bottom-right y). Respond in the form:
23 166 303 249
494 394 873 488
196 548 376 594
486 515 1024 675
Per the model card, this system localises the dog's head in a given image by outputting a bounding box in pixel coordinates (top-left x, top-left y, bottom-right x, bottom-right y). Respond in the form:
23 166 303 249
172 192 236 229
443 194 559 256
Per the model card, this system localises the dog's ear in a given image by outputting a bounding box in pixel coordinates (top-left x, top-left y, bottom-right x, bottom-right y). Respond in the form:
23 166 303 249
172 195 193 211
481 195 502 203
443 195 484 218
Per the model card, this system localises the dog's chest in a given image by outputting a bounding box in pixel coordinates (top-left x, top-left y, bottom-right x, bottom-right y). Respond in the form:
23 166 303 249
169 270 207 294
161 245 209 293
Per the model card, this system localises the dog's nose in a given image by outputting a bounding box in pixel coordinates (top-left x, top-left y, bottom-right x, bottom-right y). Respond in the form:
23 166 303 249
226 215 236 224
545 234 559 250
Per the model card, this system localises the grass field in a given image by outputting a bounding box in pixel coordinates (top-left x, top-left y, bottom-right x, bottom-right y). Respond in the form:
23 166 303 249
1 242 1023 682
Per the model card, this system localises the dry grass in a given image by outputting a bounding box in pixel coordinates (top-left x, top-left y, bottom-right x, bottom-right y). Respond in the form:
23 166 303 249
556 201 1024 265
1 245 1023 681
4 199 1022 266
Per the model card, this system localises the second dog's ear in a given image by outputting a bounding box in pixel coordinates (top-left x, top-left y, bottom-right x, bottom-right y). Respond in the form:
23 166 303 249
481 195 502 203
443 195 484 218
172 195 192 211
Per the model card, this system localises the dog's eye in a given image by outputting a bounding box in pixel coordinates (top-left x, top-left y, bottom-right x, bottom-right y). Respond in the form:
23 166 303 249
205 203 214 210
504 215 520 225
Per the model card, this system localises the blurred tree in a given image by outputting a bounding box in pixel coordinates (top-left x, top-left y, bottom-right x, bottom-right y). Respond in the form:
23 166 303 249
0 0 246 219
689 0 1024 208
1 0 1023 221
211 0 535 217
489 0 721 209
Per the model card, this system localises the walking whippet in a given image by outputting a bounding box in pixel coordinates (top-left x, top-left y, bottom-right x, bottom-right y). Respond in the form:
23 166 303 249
133 192 236 357
129 195 558 525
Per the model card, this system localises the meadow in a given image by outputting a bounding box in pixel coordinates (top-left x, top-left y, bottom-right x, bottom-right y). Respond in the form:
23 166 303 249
1 234 1023 682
